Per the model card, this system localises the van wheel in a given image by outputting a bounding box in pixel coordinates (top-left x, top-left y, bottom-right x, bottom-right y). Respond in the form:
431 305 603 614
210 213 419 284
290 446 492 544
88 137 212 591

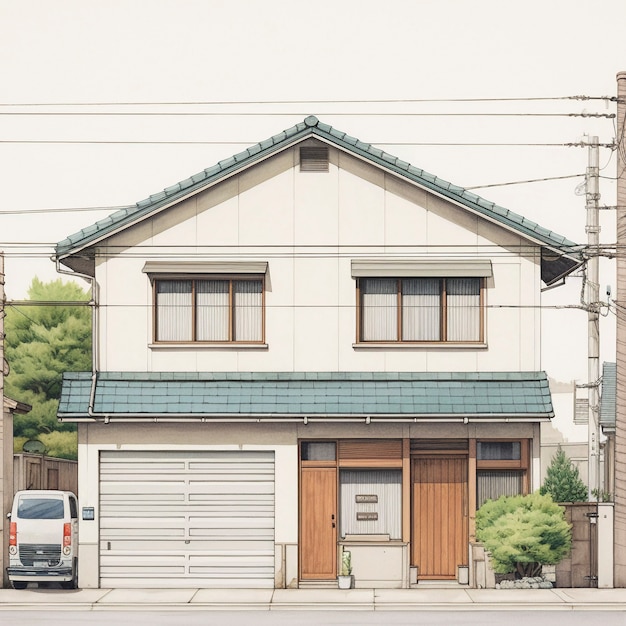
11 582 27 590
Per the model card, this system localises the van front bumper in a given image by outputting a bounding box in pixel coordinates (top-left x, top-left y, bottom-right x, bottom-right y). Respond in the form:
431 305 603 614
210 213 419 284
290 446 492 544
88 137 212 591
7 566 73 581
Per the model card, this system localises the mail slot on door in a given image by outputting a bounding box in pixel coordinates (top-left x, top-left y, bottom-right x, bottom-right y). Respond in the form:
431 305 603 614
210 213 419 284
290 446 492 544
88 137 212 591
356 512 379 521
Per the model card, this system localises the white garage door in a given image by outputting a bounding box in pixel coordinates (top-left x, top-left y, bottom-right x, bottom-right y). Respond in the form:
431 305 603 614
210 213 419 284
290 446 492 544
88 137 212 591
99 450 275 588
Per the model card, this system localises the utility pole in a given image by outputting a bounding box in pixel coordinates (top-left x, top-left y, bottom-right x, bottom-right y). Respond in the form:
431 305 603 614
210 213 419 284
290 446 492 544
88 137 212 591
0 252 5 588
586 136 601 501
615 70 626 587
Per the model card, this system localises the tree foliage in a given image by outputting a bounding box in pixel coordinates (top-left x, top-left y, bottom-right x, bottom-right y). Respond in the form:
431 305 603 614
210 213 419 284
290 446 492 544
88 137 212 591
5 278 91 445
14 432 78 461
540 446 588 503
476 492 572 577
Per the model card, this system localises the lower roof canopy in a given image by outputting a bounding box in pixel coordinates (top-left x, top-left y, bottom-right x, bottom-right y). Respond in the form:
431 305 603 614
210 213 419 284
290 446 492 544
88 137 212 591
58 371 553 422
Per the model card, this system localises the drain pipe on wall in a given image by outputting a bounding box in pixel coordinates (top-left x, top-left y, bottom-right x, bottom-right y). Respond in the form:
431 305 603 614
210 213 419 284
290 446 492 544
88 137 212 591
54 260 99 417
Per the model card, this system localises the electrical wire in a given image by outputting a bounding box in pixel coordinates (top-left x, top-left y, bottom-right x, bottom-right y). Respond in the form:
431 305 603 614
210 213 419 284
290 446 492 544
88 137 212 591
0 206 132 216
0 140 614 147
0 111 616 118
466 174 584 190
2 300 601 312
0 169 591 215
0 95 613 107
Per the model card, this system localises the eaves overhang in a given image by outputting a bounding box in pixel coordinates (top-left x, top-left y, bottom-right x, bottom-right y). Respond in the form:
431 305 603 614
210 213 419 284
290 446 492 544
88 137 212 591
58 413 552 424
3 396 32 415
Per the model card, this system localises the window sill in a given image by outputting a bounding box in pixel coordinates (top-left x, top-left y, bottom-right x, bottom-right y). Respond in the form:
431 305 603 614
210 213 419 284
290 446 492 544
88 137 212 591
352 342 487 350
149 343 268 350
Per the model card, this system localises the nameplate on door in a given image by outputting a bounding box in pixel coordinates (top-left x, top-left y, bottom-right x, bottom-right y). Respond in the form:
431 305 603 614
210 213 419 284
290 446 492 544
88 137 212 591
356 512 378 521
355 495 378 503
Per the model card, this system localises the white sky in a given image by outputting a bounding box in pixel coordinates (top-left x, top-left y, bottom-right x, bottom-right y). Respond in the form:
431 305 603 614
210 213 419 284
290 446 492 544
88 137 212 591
1 0 625 383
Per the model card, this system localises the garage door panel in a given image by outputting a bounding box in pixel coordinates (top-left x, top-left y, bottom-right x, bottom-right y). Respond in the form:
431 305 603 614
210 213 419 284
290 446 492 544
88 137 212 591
101 484 188 497
99 450 275 588
102 541 275 553
101 504 275 516
101 461 187 472
101 566 187 576
101 576 275 589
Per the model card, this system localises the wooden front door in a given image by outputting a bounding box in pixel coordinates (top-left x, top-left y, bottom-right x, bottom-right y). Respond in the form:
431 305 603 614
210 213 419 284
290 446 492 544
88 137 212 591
412 457 468 579
300 467 337 579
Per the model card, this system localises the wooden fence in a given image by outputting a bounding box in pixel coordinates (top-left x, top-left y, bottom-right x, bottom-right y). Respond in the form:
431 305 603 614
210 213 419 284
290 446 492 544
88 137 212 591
13 453 78 495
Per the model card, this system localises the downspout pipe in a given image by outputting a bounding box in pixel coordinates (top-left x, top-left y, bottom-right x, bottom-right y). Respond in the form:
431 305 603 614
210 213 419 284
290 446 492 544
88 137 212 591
54 259 98 416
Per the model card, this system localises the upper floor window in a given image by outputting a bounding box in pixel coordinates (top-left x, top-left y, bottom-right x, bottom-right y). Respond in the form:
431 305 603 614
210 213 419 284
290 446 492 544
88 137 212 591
154 276 264 343
357 277 483 343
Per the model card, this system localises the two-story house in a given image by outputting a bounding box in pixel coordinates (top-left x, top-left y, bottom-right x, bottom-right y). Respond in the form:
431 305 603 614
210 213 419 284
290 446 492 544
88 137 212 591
54 116 581 590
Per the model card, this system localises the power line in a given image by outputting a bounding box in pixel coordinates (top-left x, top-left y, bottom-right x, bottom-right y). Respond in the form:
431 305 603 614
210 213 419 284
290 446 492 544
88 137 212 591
0 95 616 107
0 206 131 216
0 111 616 118
0 170 590 216
0 242 596 260
0 140 614 147
2 300 596 312
466 173 584 190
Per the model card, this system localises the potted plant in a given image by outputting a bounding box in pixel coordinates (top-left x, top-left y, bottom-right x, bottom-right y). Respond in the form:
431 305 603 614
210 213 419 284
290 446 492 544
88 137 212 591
338 550 353 589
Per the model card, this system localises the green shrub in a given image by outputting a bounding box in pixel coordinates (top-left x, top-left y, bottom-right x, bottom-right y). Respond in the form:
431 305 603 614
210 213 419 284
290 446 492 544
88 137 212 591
13 432 77 460
476 492 572 577
540 446 587 503
39 431 78 460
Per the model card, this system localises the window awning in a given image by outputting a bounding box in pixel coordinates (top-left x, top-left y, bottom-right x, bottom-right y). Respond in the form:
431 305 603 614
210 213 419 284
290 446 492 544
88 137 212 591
351 259 493 278
142 261 268 274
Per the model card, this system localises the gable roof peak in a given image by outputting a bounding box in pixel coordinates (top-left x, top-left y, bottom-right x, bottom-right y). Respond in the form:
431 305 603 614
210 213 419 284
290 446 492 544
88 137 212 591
55 116 581 285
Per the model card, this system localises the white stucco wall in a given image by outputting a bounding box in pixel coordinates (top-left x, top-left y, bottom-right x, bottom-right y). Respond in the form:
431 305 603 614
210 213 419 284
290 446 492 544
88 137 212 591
93 143 543 374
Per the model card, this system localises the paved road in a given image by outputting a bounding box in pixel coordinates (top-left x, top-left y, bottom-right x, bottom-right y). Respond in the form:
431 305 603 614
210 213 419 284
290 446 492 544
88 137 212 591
2 610 626 626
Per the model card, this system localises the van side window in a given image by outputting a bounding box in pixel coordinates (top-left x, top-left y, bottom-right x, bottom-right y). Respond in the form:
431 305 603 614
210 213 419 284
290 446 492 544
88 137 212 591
69 496 78 519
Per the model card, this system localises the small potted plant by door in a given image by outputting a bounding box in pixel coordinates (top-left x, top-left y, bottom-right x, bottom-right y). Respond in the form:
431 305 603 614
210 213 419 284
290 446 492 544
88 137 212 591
338 550 353 589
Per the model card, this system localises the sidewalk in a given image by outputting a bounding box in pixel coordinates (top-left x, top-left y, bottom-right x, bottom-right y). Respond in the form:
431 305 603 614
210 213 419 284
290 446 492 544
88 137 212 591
1 587 626 611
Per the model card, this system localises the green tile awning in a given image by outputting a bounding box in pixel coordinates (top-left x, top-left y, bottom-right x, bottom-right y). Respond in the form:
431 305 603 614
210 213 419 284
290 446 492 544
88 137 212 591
58 371 553 422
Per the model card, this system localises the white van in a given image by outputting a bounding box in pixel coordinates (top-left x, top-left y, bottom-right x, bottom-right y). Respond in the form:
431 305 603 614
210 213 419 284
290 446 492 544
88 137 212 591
6 490 79 589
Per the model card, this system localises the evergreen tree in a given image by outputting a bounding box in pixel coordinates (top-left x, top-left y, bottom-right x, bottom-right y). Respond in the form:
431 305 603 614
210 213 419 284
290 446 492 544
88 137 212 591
540 446 588 503
476 492 572 577
5 277 91 454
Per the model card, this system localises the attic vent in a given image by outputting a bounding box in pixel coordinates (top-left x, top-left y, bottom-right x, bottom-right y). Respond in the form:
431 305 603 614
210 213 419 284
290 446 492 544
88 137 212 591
300 146 329 172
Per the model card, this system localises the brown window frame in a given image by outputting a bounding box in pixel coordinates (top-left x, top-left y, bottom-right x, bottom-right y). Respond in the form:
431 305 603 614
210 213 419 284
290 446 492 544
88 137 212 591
153 274 265 344
476 439 529 471
356 276 485 344
475 439 530 506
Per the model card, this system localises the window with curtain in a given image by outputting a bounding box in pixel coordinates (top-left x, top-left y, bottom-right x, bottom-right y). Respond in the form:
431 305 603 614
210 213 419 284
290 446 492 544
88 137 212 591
154 277 263 343
358 277 482 343
477 470 524 507
476 439 528 507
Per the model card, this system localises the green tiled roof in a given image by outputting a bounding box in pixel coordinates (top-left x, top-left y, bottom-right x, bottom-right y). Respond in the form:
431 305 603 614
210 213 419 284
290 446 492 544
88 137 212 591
54 116 580 285
600 361 616 430
58 371 553 420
